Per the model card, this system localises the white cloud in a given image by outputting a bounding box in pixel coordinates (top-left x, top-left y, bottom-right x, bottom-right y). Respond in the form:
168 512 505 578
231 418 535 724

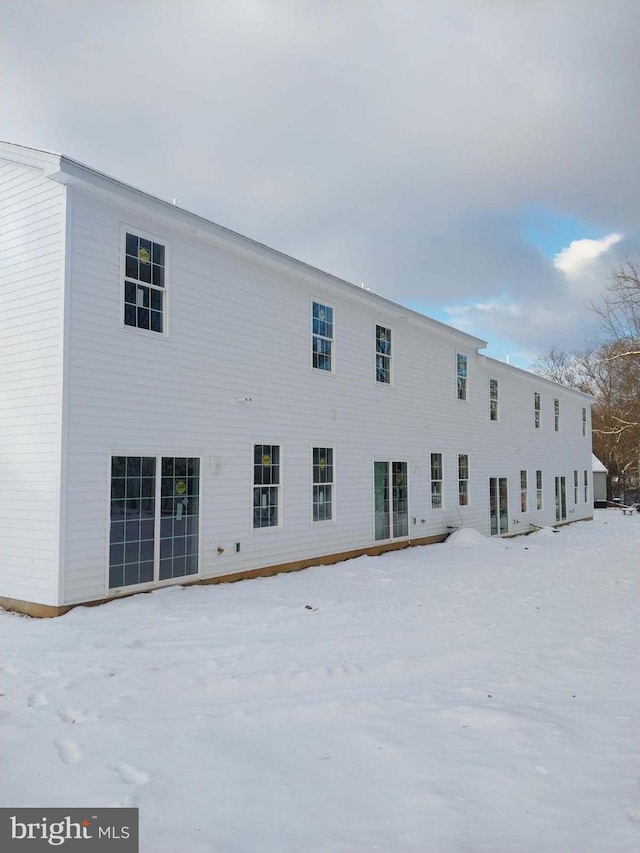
554 233 622 277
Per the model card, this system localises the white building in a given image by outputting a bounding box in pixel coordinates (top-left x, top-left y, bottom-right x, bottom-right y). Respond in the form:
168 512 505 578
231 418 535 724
0 142 595 617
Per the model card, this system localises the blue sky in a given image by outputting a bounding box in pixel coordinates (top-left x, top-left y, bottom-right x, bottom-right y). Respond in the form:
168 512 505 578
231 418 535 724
1 0 638 369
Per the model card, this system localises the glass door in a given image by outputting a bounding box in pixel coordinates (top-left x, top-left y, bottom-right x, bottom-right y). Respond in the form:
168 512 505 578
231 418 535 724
109 455 200 589
375 461 408 540
489 477 509 535
374 461 390 541
555 476 567 521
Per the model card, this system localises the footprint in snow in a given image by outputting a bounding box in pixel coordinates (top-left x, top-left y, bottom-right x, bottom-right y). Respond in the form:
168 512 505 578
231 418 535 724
27 692 49 708
112 762 150 786
55 739 83 765
57 707 97 724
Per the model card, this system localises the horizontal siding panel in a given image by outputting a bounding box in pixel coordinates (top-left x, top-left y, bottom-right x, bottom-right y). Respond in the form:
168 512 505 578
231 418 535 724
0 158 64 606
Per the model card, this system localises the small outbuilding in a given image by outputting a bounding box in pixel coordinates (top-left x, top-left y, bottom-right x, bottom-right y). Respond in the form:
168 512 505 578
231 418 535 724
592 454 608 506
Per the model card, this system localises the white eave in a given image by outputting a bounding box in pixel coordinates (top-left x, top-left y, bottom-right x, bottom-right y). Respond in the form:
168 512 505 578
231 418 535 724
0 140 486 352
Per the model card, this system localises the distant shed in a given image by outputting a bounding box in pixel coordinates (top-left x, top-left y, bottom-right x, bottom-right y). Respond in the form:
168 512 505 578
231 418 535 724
592 454 608 505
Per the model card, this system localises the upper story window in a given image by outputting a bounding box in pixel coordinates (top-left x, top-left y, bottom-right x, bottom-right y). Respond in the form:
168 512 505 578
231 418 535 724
584 470 588 502
534 392 541 428
458 453 469 506
312 302 333 371
554 398 560 432
124 232 165 333
253 444 280 529
582 407 587 436
430 452 443 509
489 378 498 421
312 447 334 521
457 354 468 401
375 325 392 384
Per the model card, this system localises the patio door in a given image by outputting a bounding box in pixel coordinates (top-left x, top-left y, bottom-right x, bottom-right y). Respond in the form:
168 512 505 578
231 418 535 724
489 477 509 535
555 476 567 522
374 461 408 541
109 455 200 589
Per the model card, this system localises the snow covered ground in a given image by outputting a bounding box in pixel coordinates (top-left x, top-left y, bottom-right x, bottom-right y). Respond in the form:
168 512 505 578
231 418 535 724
1 510 639 852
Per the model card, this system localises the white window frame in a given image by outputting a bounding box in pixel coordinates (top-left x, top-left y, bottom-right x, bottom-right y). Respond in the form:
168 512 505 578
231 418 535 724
430 452 443 509
582 407 587 437
489 378 498 421
574 469 579 504
252 443 281 530
375 323 392 384
312 446 334 522
584 470 589 502
311 300 334 372
534 392 541 429
458 453 469 506
121 225 168 337
457 353 468 401
554 398 560 432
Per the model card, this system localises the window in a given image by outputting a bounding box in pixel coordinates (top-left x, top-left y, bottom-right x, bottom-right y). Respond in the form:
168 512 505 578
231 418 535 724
534 392 541 428
536 470 543 510
582 407 587 437
457 353 468 401
253 445 280 528
375 325 391 383
520 470 528 512
554 398 560 432
109 455 199 589
312 447 333 521
458 454 469 506
584 470 588 502
312 302 333 371
489 378 498 421
124 232 165 333
430 453 443 509
574 470 579 503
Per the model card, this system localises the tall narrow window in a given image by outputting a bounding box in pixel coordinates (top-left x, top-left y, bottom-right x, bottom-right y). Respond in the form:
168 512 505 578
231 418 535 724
375 325 391 383
430 452 443 509
124 232 165 333
253 445 280 528
534 392 541 428
582 407 587 436
584 470 588 502
536 470 543 510
312 447 333 521
489 378 498 421
312 302 333 371
457 354 468 401
574 470 579 503
554 399 560 432
520 470 528 512
458 454 469 506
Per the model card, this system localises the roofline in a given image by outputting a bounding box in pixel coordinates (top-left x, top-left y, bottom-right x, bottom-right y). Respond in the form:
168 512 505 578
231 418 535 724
0 140 487 350
480 353 597 402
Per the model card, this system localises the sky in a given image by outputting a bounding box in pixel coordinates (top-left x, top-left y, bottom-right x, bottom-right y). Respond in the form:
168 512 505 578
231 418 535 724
1 0 639 366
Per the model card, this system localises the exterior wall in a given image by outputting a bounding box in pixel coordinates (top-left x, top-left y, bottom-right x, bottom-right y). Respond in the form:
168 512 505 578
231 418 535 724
0 157 65 605
58 184 594 606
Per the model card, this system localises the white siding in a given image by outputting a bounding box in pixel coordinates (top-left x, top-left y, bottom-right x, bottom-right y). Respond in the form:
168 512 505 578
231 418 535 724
0 159 65 605
60 186 594 605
